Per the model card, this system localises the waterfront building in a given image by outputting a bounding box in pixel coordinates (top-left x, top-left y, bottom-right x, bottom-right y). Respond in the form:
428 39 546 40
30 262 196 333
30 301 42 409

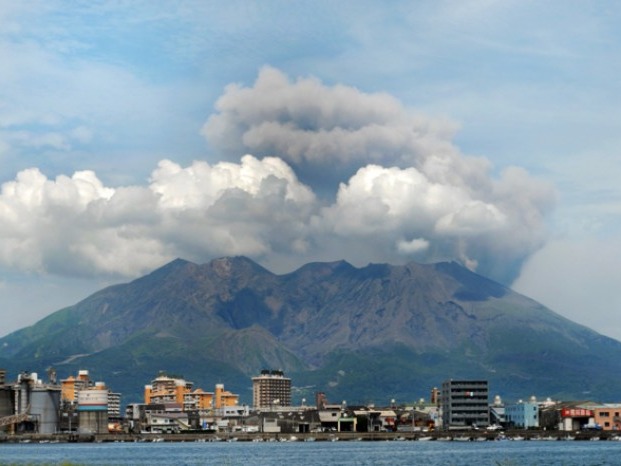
252 370 291 408
559 405 595 431
20 372 61 435
125 403 148 433
108 391 122 418
317 406 359 432
0 371 61 435
593 404 621 430
145 411 189 433
539 401 598 431
58 370 121 433
505 399 539 429
77 382 108 434
145 374 193 405
405 404 440 431
214 383 239 409
441 379 489 429
183 388 214 411
61 370 92 402
144 373 238 412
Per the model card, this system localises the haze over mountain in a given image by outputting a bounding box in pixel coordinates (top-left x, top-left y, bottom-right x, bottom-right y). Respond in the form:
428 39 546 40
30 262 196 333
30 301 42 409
1 256 620 405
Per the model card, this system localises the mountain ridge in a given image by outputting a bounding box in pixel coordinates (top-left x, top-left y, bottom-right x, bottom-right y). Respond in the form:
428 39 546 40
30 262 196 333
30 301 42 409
1 256 620 405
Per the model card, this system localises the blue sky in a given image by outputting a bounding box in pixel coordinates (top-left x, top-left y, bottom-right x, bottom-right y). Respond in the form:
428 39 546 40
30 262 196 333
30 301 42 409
1 1 621 340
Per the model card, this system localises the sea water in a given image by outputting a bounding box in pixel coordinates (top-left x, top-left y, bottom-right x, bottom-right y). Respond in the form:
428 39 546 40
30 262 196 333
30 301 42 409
1 440 620 465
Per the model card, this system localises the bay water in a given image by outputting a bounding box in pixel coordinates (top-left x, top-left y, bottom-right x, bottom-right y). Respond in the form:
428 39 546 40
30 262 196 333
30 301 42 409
1 440 620 465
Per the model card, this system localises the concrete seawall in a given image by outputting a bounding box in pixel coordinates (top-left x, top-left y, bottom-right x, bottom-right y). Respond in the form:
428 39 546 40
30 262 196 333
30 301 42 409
0 430 615 443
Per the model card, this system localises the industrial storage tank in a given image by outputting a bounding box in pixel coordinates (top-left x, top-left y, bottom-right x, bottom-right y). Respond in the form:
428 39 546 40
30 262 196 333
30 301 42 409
0 387 12 418
0 370 14 433
0 387 13 432
30 387 61 435
78 389 108 434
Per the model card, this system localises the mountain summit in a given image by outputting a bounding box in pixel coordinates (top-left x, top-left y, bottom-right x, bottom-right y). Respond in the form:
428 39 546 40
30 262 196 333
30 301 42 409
1 257 620 404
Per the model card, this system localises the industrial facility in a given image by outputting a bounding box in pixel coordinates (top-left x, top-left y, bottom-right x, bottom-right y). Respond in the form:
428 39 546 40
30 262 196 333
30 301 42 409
0 370 61 434
0 368 120 435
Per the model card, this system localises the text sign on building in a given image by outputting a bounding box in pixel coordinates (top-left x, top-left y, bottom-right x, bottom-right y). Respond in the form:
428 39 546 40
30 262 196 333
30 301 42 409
77 390 108 412
561 408 593 418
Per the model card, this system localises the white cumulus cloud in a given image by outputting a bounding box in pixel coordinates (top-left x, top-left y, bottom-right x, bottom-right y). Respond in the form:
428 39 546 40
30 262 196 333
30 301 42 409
0 67 556 286
0 156 318 278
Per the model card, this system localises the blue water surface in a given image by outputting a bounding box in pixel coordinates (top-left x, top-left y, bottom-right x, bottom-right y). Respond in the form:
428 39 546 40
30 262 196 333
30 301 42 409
1 440 620 465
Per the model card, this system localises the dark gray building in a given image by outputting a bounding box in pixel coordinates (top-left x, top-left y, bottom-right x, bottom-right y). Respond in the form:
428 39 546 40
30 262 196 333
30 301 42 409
441 379 489 429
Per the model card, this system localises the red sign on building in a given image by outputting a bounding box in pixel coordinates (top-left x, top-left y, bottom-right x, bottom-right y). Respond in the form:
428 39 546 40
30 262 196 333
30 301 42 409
561 408 593 418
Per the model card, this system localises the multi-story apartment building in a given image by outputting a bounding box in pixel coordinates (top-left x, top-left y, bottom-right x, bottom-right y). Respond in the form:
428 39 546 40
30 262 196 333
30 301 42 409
145 374 193 405
214 383 239 409
183 389 214 411
252 370 291 408
441 379 489 429
144 374 238 411
108 391 122 418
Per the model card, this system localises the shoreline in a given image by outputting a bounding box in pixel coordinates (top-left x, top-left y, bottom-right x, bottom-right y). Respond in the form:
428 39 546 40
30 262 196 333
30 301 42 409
0 430 615 444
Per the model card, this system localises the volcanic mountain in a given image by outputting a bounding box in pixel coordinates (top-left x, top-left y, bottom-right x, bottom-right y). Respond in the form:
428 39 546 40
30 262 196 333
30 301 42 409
1 256 620 405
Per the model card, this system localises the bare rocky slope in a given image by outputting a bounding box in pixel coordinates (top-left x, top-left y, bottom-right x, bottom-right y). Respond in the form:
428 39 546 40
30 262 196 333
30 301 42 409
1 256 620 405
